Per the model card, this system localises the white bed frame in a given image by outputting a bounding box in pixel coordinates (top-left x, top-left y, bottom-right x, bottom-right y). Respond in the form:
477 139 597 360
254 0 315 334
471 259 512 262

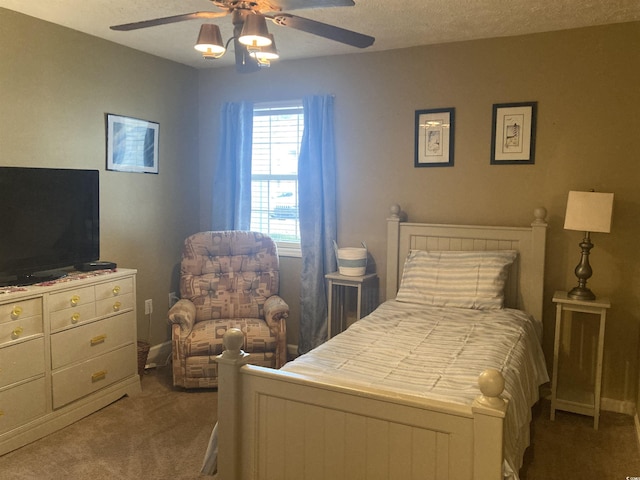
214 205 548 480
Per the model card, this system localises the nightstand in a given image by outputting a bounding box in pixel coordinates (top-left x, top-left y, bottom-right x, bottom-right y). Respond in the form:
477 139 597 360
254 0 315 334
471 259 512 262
550 290 610 429
325 272 378 338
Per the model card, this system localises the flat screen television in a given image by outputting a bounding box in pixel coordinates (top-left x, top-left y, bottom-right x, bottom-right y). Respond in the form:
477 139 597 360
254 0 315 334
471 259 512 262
0 167 100 286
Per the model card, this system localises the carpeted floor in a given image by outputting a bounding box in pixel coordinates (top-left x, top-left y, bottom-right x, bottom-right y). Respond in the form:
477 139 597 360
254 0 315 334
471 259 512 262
0 366 217 480
521 397 640 479
1 365 638 479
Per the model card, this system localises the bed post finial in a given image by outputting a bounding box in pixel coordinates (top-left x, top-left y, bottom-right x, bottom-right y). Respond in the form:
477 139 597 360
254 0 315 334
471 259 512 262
532 207 547 224
475 369 506 409
221 328 247 360
388 204 408 221
389 204 401 219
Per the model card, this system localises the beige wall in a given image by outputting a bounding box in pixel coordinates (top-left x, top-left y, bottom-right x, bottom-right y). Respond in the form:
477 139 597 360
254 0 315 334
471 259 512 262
1 9 201 346
199 22 640 408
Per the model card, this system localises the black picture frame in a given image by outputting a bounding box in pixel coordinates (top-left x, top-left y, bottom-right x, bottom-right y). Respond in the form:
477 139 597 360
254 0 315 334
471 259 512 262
490 102 537 165
414 107 455 168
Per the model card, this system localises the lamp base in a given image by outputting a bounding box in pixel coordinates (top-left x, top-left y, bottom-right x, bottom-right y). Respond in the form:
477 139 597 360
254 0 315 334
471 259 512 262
567 285 596 301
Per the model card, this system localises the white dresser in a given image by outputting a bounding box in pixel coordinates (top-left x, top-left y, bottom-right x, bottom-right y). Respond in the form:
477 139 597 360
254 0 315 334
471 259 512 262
0 269 141 455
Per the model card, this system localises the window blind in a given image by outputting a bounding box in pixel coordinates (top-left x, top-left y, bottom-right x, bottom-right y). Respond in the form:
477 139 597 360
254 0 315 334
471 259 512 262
250 101 303 246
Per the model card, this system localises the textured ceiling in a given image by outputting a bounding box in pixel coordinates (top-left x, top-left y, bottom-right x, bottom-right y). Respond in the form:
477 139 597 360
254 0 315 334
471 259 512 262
2 0 640 69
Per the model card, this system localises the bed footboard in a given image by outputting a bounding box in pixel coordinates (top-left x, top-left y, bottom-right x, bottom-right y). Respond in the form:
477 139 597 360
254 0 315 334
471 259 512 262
216 329 507 480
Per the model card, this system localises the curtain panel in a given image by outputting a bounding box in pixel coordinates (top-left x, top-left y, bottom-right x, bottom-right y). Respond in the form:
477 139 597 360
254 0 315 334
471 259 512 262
211 101 253 231
298 94 338 354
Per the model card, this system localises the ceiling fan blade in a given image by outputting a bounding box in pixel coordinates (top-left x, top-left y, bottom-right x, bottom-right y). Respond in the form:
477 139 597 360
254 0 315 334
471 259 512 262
274 0 355 11
110 11 228 31
268 14 374 48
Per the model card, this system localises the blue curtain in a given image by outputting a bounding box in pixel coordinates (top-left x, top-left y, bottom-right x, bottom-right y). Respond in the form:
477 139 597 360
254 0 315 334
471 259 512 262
211 101 253 231
298 95 338 354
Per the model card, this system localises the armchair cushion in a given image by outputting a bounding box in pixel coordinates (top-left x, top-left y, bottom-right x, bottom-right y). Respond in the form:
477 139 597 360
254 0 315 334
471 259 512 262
184 318 277 357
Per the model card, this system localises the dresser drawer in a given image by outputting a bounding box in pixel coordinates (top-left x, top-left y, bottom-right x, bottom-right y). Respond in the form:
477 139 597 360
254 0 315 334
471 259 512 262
0 298 41 325
51 343 136 409
0 316 43 347
96 293 134 317
50 311 135 369
0 338 45 389
0 377 47 434
95 277 134 301
50 303 97 332
48 286 95 313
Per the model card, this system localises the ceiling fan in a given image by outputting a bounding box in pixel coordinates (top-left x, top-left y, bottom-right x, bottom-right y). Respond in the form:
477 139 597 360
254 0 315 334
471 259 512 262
110 0 375 73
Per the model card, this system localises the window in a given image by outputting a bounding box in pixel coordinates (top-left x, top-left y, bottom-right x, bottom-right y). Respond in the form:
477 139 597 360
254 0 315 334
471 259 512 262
250 101 303 256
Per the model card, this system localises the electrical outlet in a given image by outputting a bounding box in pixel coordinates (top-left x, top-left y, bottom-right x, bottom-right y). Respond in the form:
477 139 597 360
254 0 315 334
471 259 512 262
144 299 153 315
169 292 179 308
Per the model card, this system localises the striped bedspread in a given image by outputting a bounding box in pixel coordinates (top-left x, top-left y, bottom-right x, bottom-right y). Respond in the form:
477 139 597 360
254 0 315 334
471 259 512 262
282 300 549 478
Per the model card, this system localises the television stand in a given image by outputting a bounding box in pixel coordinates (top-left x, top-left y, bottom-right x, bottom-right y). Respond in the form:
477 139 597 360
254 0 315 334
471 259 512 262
0 268 140 456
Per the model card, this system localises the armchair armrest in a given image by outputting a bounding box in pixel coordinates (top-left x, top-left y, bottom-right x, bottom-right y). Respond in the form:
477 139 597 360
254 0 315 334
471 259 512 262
168 299 197 335
264 295 289 368
264 295 289 322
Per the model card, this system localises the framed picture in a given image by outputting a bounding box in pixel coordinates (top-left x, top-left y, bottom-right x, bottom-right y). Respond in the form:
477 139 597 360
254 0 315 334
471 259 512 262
490 102 537 165
106 114 159 174
414 108 455 167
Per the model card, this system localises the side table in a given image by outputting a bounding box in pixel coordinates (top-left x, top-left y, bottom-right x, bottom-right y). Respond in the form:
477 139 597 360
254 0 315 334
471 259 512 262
550 290 610 429
325 272 378 338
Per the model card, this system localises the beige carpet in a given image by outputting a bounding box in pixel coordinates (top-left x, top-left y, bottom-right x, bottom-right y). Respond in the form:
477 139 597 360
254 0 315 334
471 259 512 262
521 398 640 479
1 365 639 479
0 366 217 479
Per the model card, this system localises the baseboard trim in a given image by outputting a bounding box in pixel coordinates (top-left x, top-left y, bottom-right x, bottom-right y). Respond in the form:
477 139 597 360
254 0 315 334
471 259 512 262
146 341 172 368
600 397 635 416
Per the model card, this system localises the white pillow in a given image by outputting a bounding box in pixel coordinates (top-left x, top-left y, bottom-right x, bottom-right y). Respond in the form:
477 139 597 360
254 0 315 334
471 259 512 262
395 250 518 309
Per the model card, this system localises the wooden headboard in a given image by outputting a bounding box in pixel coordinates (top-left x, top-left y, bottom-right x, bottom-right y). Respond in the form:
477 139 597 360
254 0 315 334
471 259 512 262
386 205 548 323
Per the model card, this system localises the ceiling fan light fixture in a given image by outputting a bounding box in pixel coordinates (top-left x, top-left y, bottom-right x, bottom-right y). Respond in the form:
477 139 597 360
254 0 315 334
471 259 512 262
250 34 279 62
194 24 226 59
238 13 272 48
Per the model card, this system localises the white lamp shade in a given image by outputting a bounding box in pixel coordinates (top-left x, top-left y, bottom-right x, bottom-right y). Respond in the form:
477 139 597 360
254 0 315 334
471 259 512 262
564 191 614 233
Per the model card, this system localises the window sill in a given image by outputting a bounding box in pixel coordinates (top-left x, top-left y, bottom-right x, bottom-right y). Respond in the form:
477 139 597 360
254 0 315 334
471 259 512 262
278 245 302 258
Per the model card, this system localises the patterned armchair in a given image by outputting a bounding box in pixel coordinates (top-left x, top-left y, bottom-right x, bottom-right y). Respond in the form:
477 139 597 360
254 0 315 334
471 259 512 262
168 231 289 388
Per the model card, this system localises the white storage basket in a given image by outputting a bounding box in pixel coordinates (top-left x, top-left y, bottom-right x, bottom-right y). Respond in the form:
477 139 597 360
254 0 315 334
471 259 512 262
333 241 367 276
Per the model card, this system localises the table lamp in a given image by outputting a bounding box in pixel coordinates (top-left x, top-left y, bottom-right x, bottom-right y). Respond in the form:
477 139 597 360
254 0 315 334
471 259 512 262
563 190 614 300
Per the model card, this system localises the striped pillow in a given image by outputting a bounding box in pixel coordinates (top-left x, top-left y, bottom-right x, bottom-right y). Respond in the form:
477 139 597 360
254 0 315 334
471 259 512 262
395 250 518 309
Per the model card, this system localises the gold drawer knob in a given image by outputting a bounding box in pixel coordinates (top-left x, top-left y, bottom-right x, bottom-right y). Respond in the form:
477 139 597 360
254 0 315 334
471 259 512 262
113 301 121 312
10 306 22 319
112 285 121 295
0 410 4 418
91 370 107 382
70 295 81 306
90 334 107 346
71 313 81 324
11 326 24 339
